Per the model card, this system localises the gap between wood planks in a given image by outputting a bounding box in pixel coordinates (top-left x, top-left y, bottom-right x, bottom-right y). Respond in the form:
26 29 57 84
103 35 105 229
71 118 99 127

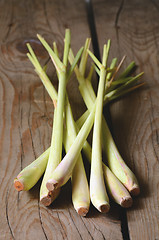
85 0 130 239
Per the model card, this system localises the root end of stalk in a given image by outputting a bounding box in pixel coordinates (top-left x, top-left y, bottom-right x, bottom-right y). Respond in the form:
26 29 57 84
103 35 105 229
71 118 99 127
120 196 133 208
40 195 52 206
46 179 58 191
40 188 61 207
98 203 110 213
130 185 140 196
14 179 24 191
77 207 89 217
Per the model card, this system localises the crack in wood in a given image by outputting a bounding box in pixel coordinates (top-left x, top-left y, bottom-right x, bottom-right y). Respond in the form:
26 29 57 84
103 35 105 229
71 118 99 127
114 0 125 47
115 0 125 29
67 208 83 240
79 217 94 240
5 188 16 240
91 220 105 240
37 200 49 240
2 0 14 43
149 92 159 163
56 211 68 240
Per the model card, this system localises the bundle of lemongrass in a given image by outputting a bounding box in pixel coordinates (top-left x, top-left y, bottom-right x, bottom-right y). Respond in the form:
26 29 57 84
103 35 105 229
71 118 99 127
14 29 143 216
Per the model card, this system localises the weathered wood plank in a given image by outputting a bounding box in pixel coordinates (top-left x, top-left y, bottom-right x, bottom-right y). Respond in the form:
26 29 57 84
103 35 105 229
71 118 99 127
93 0 159 239
0 0 123 239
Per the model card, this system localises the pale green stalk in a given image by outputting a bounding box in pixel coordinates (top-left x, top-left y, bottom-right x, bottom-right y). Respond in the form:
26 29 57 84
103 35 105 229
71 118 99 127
69 44 140 196
15 35 140 207
14 148 50 191
37 30 70 205
15 42 134 207
63 97 90 216
81 83 140 195
89 43 110 213
53 42 90 216
46 104 96 191
40 108 61 206
27 39 90 212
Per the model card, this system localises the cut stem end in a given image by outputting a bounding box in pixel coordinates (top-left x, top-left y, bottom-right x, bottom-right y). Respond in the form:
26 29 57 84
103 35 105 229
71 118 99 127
40 194 52 206
120 196 133 208
46 180 58 191
77 207 89 217
98 203 110 213
40 188 60 206
14 179 24 191
130 185 140 196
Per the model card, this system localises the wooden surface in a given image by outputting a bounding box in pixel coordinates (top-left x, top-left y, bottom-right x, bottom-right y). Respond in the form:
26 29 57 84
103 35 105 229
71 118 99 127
0 0 159 239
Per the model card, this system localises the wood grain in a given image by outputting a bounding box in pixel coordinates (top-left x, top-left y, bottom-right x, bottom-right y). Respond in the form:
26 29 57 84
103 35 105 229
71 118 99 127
0 0 124 239
93 0 159 239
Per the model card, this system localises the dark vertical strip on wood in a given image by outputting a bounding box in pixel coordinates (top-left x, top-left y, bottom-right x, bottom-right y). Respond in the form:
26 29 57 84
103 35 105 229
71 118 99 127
85 0 101 60
114 1 130 239
115 0 125 28
85 0 113 130
114 0 124 45
120 209 130 240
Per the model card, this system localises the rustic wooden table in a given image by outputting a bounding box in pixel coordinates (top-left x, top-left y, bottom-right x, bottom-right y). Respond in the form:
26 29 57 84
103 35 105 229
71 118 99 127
0 0 159 239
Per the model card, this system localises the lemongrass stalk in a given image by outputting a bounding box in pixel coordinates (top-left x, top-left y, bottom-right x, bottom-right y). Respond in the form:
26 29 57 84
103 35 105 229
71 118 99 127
63 97 90 216
69 47 140 196
16 46 135 207
40 108 60 206
20 35 140 204
80 139 132 207
46 104 96 191
26 40 88 208
14 91 133 208
38 30 70 205
103 165 133 207
101 118 140 196
27 39 89 211
53 42 90 216
89 43 110 213
14 148 50 191
78 80 140 195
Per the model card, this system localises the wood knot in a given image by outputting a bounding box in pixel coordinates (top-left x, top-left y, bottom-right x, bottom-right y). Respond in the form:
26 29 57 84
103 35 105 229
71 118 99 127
16 38 47 57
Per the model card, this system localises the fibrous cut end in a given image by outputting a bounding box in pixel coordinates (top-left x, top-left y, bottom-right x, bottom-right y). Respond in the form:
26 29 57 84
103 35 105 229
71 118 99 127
77 207 89 217
40 194 53 207
120 196 133 208
46 179 58 191
14 179 24 191
40 188 61 207
98 203 110 213
130 185 140 196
